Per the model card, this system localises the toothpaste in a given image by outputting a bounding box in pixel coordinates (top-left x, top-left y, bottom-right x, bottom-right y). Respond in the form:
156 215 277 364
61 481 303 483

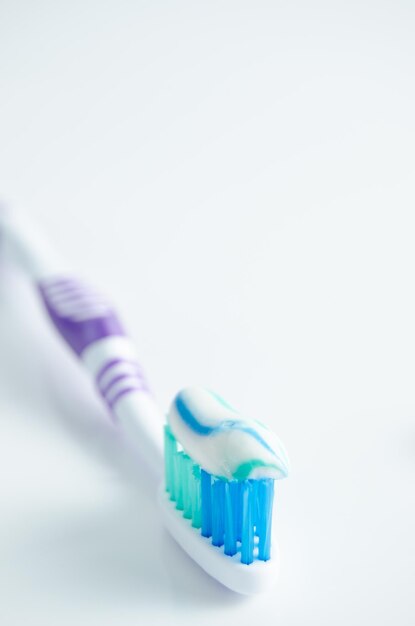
168 387 289 480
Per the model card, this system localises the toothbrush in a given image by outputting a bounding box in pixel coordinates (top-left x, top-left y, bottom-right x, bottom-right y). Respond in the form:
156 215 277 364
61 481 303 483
0 209 289 595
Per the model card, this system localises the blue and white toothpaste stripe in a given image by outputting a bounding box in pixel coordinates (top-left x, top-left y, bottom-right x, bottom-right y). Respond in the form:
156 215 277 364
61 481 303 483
168 388 290 481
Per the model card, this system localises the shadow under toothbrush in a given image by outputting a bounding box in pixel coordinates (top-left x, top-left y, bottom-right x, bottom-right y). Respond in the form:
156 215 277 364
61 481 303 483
3 493 249 610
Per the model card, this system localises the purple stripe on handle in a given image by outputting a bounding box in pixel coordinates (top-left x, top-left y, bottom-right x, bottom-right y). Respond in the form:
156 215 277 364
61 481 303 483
107 384 149 410
38 278 126 355
101 372 148 397
96 358 143 386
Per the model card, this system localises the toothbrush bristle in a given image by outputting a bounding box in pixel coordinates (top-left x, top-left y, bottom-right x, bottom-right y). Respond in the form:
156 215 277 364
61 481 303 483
164 425 274 564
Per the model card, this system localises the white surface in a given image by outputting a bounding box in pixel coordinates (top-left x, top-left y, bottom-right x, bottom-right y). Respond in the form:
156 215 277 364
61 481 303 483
0 1 415 625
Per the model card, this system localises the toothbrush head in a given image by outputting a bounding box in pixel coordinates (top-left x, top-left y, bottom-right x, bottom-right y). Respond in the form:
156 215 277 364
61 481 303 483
160 387 289 594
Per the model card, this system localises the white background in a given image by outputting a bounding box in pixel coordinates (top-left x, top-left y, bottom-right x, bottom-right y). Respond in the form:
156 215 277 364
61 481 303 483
1 1 415 624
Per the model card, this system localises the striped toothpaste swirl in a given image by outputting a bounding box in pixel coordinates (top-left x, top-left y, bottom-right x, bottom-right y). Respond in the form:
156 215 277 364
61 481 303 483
168 387 290 481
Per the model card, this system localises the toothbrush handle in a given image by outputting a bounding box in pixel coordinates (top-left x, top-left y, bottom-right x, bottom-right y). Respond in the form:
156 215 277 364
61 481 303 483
0 210 164 476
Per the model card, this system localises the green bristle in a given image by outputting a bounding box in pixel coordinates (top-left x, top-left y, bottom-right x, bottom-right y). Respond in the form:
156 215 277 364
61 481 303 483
163 425 203 529
191 464 202 528
164 425 177 501
182 454 193 519
174 452 185 510
163 425 169 491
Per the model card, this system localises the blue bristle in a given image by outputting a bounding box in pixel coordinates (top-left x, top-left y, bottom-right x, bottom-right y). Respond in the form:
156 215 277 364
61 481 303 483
224 481 237 556
236 481 243 542
201 470 212 538
211 479 225 547
257 479 274 561
164 426 177 501
164 429 276 565
251 480 258 527
240 481 255 565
